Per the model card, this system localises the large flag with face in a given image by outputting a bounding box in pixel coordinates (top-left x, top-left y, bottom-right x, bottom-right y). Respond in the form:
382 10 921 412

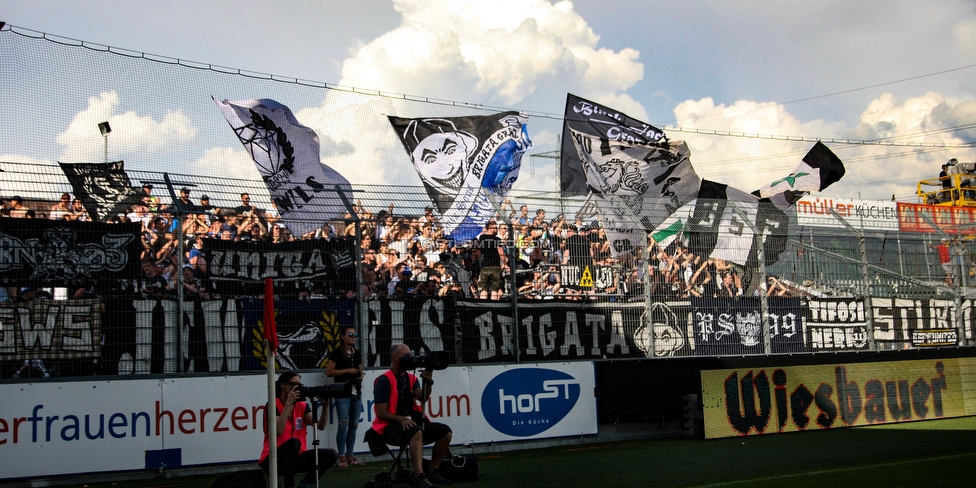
215 98 353 238
59 161 144 222
569 129 701 255
561 93 667 194
388 112 531 241
753 141 846 207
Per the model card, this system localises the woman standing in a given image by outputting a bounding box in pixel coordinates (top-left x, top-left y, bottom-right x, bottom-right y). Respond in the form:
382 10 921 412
326 327 365 468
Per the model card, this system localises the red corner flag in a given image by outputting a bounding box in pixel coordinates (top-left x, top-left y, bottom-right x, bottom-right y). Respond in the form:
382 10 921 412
263 278 278 353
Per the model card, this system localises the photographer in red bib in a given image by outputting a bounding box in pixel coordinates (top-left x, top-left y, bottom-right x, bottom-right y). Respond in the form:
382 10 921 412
259 371 339 488
371 344 453 487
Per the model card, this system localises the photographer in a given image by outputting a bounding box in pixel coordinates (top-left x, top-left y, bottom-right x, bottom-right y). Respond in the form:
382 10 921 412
259 372 339 488
325 327 365 468
371 344 453 488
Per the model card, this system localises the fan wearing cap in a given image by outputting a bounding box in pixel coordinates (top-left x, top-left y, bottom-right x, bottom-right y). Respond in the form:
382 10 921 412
198 194 220 223
387 263 414 296
177 187 193 209
141 183 160 212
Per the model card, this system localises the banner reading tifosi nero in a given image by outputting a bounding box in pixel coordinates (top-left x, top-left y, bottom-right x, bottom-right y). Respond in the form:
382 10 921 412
203 237 355 284
0 218 141 283
700 357 976 439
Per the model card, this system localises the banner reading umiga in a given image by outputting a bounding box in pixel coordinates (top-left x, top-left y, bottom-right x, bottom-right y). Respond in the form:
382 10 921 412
700 358 976 439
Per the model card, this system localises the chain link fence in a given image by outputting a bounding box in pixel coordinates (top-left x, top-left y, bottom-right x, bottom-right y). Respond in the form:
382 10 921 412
1 163 973 381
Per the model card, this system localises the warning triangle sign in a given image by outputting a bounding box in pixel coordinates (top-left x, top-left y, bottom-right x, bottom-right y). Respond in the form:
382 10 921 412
579 266 594 288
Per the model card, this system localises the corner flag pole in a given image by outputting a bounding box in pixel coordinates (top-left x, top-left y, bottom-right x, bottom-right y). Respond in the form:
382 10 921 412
265 278 278 488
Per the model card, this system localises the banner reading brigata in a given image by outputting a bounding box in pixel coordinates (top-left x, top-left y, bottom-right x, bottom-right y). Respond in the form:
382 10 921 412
700 357 976 439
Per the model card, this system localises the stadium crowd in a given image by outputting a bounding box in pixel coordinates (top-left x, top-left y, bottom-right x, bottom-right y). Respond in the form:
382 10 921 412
1 189 813 303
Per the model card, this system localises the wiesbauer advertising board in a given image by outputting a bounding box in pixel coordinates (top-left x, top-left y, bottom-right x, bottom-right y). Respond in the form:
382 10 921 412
701 358 976 439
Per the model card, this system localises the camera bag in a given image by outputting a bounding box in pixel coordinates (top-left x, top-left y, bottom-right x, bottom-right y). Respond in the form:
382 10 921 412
423 452 479 482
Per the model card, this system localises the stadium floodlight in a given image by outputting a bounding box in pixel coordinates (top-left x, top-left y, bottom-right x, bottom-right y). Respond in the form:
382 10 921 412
98 121 111 162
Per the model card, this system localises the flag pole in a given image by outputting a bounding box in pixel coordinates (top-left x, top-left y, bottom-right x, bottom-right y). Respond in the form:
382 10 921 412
267 339 277 488
265 278 278 488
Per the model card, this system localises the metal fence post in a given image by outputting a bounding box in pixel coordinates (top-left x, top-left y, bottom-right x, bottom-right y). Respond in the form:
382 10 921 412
918 213 967 347
828 209 877 350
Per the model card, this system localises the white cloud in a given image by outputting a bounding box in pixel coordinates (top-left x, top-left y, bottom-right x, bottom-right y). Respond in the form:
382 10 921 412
57 91 197 164
297 94 421 189
338 0 644 106
673 98 843 189
672 93 976 201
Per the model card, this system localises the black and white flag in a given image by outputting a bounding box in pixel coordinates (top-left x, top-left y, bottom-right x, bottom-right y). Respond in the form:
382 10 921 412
753 141 846 207
388 112 531 242
561 93 667 194
215 98 353 238
570 130 701 256
687 181 791 267
59 161 144 222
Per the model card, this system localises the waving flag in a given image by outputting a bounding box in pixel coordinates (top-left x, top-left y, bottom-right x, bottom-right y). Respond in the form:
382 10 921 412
215 98 352 238
754 141 846 207
59 161 144 222
569 129 701 253
561 93 667 194
687 181 792 267
388 111 531 240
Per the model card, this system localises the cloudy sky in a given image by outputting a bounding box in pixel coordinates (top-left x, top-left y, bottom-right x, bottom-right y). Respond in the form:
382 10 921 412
1 0 974 202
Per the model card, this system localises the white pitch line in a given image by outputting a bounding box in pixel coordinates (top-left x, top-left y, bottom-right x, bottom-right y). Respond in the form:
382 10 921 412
694 452 976 487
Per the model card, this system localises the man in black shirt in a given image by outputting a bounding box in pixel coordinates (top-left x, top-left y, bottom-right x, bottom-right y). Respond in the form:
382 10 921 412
477 220 507 300
371 344 453 487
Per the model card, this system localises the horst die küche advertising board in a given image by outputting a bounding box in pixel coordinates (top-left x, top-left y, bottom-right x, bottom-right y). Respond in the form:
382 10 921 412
468 362 598 441
700 358 976 439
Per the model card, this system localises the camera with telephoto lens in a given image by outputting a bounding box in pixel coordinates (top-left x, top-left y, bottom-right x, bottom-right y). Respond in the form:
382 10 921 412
399 351 450 371
296 382 352 400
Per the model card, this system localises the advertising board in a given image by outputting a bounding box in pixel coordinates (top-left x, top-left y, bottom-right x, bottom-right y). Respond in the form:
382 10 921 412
700 357 976 439
0 362 596 480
